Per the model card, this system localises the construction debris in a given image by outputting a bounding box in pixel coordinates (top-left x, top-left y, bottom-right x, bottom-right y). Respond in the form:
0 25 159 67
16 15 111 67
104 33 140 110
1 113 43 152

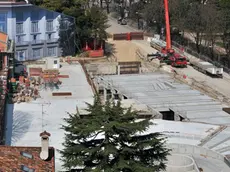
10 68 63 103
10 76 41 103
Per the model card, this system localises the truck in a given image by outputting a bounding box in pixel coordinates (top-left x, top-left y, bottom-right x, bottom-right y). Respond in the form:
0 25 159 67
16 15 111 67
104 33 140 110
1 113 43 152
190 61 223 78
147 47 187 67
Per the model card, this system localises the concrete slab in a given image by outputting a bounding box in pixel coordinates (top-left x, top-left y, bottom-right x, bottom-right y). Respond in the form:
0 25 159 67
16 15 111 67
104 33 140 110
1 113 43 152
8 63 94 171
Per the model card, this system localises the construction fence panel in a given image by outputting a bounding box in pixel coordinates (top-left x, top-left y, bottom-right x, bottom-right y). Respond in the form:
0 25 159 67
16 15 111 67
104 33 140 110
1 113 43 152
118 61 141 74
130 32 144 40
113 33 127 40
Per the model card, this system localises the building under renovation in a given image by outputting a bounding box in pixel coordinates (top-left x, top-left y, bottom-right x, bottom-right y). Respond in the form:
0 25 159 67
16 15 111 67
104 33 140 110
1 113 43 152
0 31 14 144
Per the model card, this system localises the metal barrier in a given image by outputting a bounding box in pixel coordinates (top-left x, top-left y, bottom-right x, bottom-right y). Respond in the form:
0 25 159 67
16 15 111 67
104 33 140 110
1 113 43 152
112 32 144 41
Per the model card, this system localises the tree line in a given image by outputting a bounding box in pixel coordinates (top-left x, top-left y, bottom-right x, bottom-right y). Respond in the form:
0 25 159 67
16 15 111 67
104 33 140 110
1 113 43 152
123 0 230 68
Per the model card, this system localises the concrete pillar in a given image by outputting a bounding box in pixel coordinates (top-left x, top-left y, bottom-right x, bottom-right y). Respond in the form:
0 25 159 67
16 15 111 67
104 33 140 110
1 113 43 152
117 65 120 75
111 90 115 99
4 55 8 69
103 87 107 102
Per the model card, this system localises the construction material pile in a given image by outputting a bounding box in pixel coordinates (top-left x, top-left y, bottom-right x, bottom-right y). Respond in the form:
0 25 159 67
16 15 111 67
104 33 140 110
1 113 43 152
41 69 62 90
10 69 62 103
11 76 41 103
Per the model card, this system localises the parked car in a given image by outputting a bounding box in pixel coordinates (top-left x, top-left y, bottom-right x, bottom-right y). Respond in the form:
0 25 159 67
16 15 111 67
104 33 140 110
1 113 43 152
117 17 127 25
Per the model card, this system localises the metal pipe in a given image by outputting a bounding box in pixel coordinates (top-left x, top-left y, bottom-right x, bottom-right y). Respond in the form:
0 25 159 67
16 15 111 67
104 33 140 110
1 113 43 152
164 0 172 50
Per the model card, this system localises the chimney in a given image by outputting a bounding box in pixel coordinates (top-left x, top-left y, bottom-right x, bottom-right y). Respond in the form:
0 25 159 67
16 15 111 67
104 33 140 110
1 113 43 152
39 131 51 161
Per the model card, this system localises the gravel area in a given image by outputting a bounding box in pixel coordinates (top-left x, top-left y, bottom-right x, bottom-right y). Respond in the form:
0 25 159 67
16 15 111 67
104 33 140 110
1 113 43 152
108 39 139 62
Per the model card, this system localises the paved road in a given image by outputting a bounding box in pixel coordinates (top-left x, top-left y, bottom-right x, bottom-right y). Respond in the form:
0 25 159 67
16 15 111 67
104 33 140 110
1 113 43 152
106 18 230 103
106 17 138 34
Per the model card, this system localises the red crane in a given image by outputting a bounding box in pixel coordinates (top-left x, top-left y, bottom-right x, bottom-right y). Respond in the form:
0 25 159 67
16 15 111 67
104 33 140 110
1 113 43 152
164 0 172 51
161 0 187 67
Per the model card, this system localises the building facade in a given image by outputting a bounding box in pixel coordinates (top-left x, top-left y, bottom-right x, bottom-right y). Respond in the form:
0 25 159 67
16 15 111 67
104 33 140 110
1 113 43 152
0 1 63 61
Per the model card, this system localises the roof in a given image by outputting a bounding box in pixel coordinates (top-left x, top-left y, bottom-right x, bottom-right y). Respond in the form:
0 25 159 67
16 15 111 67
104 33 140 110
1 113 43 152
5 63 94 171
0 146 55 171
97 73 230 125
0 32 8 52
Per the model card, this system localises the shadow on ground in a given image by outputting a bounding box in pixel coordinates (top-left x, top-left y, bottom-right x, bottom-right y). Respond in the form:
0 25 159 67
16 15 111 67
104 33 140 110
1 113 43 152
104 42 117 57
11 111 33 145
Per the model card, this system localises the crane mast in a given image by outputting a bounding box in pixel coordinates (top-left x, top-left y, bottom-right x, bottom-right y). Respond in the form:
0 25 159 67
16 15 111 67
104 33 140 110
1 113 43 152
164 0 172 51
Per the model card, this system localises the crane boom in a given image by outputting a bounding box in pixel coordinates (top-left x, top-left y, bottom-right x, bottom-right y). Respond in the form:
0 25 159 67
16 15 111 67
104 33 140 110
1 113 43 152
164 0 171 50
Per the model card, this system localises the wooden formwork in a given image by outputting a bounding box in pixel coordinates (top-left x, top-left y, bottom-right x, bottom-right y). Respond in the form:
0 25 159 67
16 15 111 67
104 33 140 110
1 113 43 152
118 61 141 74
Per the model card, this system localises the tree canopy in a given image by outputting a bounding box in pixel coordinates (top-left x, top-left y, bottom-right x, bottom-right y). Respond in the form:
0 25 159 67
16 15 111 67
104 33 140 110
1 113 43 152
61 97 170 171
124 0 230 67
30 0 109 55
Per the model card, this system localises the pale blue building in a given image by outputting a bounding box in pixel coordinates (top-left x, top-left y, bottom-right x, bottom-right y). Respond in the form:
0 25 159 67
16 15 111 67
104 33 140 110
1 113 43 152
0 1 71 61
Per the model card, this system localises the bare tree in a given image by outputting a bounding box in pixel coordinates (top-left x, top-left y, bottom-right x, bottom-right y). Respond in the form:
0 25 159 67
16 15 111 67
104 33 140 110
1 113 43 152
202 3 222 60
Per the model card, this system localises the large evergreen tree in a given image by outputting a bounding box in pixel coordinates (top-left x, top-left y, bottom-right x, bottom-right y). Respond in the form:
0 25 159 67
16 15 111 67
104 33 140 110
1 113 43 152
61 97 170 171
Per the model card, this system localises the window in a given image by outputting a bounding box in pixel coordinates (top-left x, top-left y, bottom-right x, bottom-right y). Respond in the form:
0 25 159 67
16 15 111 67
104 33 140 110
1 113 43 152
31 22 39 33
47 33 52 40
0 13 6 32
16 35 24 43
33 48 41 58
20 151 33 159
16 23 23 34
21 165 35 172
47 47 56 56
0 13 6 22
17 50 26 61
33 35 37 41
46 20 53 31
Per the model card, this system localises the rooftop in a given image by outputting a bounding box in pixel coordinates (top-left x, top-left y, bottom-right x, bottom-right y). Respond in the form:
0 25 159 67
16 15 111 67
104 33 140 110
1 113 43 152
0 146 55 171
5 63 94 171
96 73 230 168
97 73 230 125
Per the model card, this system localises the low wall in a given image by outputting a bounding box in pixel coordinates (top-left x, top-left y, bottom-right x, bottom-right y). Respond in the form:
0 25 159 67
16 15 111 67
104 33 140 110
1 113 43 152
168 143 225 161
166 154 195 172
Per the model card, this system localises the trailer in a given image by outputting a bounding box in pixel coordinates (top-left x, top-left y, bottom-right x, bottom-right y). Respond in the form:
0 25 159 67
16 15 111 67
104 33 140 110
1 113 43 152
190 61 223 78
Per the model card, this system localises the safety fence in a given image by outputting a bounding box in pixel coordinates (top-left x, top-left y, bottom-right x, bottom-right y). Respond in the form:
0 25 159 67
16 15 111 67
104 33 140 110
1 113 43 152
88 50 104 57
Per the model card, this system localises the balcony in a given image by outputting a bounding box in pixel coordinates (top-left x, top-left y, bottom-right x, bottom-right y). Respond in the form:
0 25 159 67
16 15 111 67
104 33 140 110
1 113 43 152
31 40 44 45
16 31 25 35
46 27 55 32
31 28 40 34
46 38 58 43
16 41 29 46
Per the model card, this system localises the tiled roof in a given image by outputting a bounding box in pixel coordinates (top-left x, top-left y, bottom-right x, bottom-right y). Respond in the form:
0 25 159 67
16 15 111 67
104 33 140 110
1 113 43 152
0 146 55 171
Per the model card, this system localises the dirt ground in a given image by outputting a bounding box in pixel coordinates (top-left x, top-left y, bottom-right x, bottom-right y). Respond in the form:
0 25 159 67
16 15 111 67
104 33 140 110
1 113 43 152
108 39 140 62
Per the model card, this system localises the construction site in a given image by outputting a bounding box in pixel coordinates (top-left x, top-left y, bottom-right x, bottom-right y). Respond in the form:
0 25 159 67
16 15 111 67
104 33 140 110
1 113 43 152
81 3 230 171
2 32 230 171
1 1 230 172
